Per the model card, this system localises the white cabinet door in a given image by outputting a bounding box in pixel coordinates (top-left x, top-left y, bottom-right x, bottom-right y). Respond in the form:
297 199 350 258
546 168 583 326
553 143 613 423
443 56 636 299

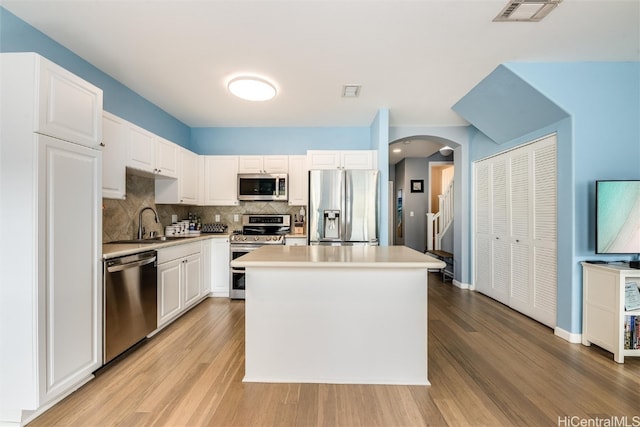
36 55 103 148
180 149 199 204
101 112 127 199
238 155 288 173
238 156 263 173
307 151 341 169
341 150 376 169
128 125 156 173
127 124 178 179
38 135 101 404
204 156 239 206
155 137 178 178
288 155 308 206
158 259 182 327
263 155 288 173
211 238 230 297
307 150 376 170
183 253 202 308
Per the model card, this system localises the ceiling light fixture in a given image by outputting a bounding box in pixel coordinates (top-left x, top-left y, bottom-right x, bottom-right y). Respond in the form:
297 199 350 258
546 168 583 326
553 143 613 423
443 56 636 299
493 0 562 22
228 76 277 101
439 146 454 156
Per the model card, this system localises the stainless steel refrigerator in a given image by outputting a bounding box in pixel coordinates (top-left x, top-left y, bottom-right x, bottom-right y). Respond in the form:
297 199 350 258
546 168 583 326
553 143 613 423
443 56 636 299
308 169 379 245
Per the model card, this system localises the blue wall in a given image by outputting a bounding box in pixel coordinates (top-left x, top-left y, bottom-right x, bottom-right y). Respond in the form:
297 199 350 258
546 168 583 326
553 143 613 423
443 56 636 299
0 7 191 148
191 127 370 155
462 62 640 335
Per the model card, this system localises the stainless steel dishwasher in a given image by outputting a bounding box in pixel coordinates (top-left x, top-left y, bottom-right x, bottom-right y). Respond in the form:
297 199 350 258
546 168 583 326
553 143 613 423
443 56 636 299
103 250 157 364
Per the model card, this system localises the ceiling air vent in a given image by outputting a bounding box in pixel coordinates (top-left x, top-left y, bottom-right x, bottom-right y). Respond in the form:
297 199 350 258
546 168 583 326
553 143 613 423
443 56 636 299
493 0 562 22
342 85 361 98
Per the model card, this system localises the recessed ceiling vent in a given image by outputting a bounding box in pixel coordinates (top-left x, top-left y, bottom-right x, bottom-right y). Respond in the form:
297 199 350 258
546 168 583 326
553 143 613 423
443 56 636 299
493 0 562 22
342 85 361 98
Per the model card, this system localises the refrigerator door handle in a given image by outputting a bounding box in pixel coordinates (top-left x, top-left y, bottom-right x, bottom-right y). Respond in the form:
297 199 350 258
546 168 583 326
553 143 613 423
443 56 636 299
344 171 351 241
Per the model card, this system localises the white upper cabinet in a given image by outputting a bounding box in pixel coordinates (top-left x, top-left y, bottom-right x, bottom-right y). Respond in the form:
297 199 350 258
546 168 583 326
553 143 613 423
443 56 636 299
155 137 179 178
288 155 308 206
101 112 127 199
35 54 103 148
238 155 288 174
155 147 199 205
203 156 239 206
128 125 156 172
127 125 178 178
307 150 377 170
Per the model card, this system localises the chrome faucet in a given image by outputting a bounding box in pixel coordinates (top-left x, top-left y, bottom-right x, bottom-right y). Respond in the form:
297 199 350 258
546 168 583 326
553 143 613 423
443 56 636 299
137 207 159 239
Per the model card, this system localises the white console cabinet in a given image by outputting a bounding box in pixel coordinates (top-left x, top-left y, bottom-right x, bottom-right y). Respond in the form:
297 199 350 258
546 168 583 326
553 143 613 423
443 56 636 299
582 262 640 363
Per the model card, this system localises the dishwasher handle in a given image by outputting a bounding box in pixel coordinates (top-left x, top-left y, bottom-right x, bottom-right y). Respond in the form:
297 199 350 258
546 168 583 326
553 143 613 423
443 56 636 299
106 251 157 273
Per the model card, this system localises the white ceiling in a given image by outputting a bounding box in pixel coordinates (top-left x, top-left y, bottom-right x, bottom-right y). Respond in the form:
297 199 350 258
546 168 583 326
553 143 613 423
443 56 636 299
3 1 639 142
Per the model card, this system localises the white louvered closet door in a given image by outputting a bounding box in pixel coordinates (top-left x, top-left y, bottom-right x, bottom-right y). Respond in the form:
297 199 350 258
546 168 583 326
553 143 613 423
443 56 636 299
474 161 492 295
490 157 510 304
509 149 532 316
531 139 557 327
473 134 557 328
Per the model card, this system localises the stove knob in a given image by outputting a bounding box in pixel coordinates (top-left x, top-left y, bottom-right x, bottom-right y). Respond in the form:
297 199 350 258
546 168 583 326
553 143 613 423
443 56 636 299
254 236 259 241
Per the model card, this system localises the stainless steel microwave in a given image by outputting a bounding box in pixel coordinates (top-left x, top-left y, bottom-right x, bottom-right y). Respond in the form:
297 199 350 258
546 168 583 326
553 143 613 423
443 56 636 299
237 173 288 201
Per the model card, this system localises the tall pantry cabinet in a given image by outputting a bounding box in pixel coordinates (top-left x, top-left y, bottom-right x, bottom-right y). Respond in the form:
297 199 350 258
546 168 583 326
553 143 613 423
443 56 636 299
473 134 557 328
0 53 103 425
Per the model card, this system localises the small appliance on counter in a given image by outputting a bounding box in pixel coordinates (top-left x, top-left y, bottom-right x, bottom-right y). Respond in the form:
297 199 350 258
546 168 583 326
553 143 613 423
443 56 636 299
201 223 228 234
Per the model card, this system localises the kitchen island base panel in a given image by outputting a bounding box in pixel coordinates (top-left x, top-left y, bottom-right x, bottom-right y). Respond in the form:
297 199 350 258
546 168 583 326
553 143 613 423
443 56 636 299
244 267 428 385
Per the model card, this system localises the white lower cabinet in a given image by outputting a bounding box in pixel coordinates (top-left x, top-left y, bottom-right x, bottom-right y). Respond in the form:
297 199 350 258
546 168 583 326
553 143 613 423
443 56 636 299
157 242 203 328
202 237 230 297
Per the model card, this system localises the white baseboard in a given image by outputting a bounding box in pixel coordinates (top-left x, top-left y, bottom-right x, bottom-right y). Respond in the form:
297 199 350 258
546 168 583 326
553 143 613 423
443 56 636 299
554 327 582 343
452 279 470 290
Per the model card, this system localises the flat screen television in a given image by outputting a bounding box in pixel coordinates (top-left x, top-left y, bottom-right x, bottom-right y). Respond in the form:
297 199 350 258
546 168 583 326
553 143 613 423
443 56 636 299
595 180 640 254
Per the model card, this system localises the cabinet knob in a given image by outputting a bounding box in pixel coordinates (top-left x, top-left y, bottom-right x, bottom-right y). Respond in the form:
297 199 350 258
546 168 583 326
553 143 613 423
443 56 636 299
99 142 105 147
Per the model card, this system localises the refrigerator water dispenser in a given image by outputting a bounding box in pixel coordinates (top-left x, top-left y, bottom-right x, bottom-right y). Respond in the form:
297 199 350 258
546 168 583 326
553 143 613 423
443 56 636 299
323 210 340 239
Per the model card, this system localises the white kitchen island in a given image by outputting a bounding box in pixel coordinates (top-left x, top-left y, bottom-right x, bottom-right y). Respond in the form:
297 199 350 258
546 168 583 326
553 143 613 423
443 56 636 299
231 245 446 386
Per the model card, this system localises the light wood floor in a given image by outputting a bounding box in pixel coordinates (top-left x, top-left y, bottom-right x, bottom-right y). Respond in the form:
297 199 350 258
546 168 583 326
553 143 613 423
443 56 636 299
30 273 640 426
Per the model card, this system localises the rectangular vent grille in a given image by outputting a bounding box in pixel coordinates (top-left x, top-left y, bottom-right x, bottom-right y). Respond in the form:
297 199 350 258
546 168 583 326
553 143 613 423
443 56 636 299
494 0 562 22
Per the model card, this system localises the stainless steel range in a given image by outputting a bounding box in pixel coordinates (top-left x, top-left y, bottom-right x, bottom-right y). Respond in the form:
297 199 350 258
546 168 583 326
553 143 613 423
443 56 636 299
229 214 290 299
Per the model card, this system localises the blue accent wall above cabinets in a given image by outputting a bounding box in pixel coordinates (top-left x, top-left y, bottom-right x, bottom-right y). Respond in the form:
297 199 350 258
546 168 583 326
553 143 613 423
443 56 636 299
0 7 191 148
190 127 371 155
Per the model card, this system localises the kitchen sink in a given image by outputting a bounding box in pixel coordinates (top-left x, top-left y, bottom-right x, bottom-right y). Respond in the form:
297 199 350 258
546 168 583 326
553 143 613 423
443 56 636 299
109 236 196 244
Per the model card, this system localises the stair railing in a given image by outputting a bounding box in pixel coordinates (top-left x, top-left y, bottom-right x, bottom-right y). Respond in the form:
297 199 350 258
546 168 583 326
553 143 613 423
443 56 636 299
426 179 454 251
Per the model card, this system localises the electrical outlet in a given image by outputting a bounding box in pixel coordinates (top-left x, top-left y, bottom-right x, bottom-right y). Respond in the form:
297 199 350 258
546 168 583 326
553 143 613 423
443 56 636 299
233 214 240 222
215 214 220 222
171 214 178 223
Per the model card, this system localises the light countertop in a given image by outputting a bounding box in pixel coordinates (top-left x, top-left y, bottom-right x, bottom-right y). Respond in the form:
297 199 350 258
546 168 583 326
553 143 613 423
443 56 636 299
231 245 446 269
102 234 229 259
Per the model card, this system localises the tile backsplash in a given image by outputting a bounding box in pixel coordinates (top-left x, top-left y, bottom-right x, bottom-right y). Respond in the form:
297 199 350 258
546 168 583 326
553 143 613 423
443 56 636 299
103 173 305 242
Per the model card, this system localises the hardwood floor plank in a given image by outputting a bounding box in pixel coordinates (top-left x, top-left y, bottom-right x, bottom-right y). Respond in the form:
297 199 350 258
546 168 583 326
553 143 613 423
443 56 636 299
27 273 640 426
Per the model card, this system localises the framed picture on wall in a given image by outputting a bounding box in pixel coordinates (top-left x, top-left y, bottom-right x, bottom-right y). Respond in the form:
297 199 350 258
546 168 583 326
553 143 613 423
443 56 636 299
410 180 424 193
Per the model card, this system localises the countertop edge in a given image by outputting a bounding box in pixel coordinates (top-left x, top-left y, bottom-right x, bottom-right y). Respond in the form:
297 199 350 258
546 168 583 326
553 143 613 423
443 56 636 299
102 234 229 259
232 260 446 269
